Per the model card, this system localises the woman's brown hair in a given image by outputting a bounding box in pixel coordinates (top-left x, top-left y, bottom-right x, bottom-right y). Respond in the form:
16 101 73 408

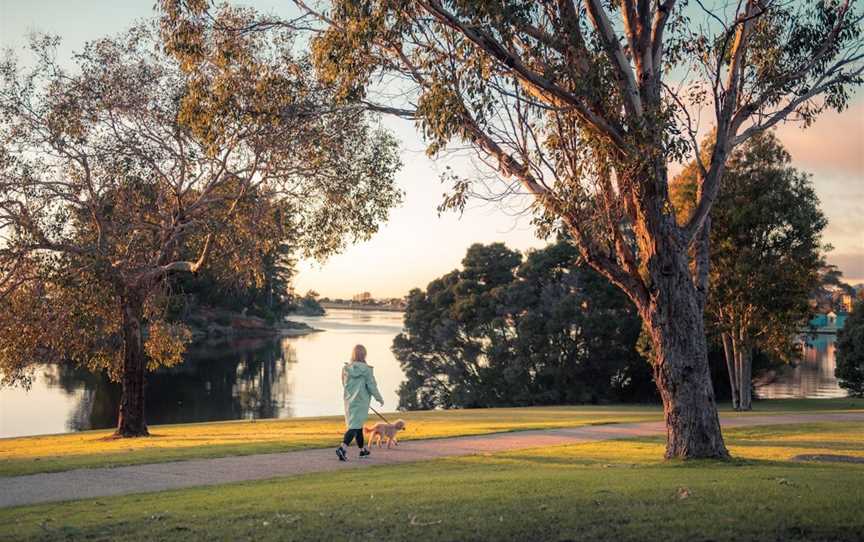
350 344 367 363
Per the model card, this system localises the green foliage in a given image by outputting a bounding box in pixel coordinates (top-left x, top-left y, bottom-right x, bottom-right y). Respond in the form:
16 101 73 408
672 132 827 364
291 291 326 316
836 301 864 397
302 0 862 239
0 19 402 389
394 241 655 409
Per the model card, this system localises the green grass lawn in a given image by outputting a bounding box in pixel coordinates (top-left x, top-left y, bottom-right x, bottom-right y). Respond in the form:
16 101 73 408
1 398 862 477
2 420 863 541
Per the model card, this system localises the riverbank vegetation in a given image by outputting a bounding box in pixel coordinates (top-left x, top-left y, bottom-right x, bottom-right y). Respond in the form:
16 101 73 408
2 399 861 478
836 301 864 396
3 420 863 541
395 237 841 412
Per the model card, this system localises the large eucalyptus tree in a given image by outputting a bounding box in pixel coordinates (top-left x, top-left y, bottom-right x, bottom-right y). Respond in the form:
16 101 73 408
0 18 401 437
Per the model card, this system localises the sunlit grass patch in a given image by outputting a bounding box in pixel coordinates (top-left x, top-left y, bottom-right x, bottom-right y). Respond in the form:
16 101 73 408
0 405 663 476
1 399 861 477
2 421 862 541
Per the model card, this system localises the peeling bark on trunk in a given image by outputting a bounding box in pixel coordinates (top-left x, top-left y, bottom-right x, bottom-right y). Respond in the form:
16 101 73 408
643 232 729 460
115 293 149 437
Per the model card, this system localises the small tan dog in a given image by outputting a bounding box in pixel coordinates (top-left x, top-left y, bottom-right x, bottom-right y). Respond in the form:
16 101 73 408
363 419 406 448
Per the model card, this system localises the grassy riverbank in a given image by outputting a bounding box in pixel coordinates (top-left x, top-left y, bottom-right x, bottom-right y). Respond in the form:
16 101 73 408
1 399 861 477
3 420 863 541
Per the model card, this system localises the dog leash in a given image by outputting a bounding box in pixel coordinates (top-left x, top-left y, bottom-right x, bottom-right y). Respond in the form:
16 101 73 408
369 405 391 424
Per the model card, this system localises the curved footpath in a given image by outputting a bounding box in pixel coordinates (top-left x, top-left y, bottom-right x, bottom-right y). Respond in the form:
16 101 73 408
2 412 862 509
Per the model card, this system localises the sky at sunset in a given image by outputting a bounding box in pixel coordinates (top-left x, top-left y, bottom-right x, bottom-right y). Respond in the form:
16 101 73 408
2 0 862 298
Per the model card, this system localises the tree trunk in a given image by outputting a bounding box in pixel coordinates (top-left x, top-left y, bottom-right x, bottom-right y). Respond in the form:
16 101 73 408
721 332 739 409
115 293 149 437
731 330 742 410
738 338 753 411
644 236 729 459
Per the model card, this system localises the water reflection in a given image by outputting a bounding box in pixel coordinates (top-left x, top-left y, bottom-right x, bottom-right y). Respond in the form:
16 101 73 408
756 334 847 399
0 309 405 438
32 337 295 434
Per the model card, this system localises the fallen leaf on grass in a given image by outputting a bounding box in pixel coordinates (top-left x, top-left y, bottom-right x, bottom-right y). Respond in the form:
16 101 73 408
409 515 443 527
676 487 691 500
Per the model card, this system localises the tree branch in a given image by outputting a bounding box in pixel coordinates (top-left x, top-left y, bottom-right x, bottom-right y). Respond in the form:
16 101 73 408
155 233 212 275
417 0 629 150
584 0 645 119
453 91 647 307
684 0 761 243
651 0 676 78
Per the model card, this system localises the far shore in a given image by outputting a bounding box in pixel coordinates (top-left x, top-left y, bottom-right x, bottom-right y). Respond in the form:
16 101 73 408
186 306 323 343
319 302 404 312
280 324 324 336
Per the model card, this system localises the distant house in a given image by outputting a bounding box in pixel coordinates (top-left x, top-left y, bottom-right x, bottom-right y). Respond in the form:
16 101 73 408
352 292 373 303
838 293 854 313
806 311 848 334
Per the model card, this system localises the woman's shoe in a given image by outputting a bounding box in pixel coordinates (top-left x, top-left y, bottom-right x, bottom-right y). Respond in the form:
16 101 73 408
336 447 348 461
359 449 371 459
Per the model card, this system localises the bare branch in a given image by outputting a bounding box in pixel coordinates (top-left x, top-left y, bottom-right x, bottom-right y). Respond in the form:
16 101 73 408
584 0 645 119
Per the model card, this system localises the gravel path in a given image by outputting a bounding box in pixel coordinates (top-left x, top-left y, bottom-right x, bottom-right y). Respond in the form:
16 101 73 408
2 412 861 509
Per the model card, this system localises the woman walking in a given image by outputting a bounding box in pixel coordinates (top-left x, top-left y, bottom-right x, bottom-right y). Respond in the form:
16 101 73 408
336 344 384 461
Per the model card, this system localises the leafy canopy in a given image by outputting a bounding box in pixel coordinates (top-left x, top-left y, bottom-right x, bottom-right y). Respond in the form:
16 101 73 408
671 131 828 363
0 19 402 386
395 241 654 409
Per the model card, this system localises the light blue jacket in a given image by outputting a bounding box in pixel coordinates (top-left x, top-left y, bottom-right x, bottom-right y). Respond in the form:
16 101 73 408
342 361 384 429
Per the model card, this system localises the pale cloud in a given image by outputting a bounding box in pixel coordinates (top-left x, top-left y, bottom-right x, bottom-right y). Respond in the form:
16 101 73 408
775 101 864 283
827 252 864 286
774 101 864 178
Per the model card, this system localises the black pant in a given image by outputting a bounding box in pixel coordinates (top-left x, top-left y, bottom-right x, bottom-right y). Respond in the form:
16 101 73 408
343 428 365 448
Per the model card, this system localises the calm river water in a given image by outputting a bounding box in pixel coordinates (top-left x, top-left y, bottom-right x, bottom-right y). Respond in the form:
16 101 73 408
755 333 847 399
0 309 406 439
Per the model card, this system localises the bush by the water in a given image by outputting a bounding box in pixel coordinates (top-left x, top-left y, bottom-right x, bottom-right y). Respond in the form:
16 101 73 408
394 242 656 409
836 300 864 397
290 291 326 316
